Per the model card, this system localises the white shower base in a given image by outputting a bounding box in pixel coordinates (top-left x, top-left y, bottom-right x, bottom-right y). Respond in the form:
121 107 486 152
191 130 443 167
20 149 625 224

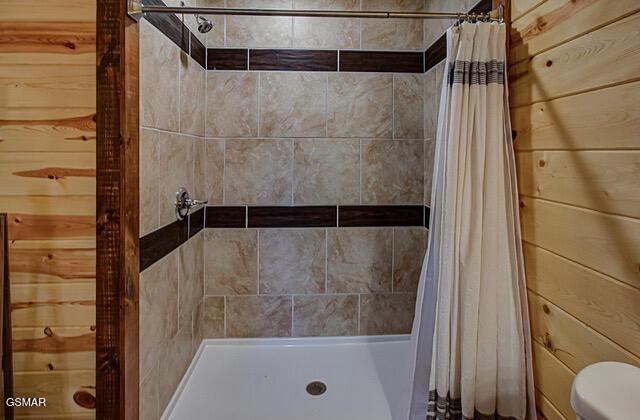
162 335 412 420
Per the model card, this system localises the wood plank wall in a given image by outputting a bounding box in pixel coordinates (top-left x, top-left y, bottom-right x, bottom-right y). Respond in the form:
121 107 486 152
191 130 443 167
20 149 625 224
0 0 97 418
509 1 640 419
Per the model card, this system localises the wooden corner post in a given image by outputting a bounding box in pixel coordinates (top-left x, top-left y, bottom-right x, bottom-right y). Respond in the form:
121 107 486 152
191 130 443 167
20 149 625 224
96 0 140 418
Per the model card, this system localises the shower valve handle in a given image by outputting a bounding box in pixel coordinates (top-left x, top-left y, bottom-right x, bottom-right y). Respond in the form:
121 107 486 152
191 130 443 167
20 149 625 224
175 187 208 221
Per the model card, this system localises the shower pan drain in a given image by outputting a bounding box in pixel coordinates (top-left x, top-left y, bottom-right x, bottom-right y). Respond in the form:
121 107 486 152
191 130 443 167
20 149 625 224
306 381 327 396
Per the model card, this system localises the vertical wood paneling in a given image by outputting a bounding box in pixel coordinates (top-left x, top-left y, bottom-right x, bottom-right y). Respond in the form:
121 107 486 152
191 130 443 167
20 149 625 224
0 0 96 418
512 2 640 417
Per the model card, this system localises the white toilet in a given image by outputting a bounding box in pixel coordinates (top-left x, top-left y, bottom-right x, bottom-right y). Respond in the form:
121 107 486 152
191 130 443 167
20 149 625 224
571 362 640 420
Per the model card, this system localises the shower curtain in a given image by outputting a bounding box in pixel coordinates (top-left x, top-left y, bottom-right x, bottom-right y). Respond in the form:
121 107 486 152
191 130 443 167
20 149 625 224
407 22 536 420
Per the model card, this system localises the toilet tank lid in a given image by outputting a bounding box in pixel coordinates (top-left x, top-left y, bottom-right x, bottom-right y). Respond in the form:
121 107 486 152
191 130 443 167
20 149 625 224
571 362 640 420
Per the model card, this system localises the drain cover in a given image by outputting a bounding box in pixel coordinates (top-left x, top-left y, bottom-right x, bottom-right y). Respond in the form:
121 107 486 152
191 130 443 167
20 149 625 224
306 381 327 396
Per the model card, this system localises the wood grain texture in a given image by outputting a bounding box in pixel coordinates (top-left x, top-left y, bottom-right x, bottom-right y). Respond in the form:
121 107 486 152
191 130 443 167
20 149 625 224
1 0 97 416
511 3 640 416
524 243 640 357
96 0 139 417
13 370 95 416
517 150 640 218
0 22 95 55
1 214 14 420
532 342 575 419
510 12 640 107
520 196 640 290
528 291 640 373
510 0 640 63
535 389 566 420
512 81 640 151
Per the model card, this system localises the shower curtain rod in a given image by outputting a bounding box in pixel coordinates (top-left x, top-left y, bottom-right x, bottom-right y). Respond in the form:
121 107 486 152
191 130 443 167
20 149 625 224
127 2 504 22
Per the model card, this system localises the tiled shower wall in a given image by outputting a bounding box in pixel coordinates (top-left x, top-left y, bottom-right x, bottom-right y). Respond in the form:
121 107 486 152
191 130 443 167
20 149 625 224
198 0 430 341
137 0 474 416
138 19 206 419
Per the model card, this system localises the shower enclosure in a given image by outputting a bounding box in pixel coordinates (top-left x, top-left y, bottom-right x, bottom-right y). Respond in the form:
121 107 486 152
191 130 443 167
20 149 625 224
95 0 508 418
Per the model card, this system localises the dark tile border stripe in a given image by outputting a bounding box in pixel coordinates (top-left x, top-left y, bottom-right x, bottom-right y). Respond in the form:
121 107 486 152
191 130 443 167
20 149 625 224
190 33 206 68
189 207 205 238
248 206 336 228
339 205 424 227
141 205 429 272
424 205 431 228
250 49 338 71
207 48 248 70
205 206 247 228
139 218 188 271
339 51 424 73
424 0 492 72
142 0 208 69
142 0 189 54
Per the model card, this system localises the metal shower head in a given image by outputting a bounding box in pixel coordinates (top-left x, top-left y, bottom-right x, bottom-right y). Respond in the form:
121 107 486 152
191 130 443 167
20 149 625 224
196 15 213 33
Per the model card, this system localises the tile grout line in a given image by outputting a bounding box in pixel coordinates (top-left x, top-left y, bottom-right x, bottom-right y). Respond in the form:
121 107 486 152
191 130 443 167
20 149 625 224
324 228 328 294
391 228 395 293
256 228 260 295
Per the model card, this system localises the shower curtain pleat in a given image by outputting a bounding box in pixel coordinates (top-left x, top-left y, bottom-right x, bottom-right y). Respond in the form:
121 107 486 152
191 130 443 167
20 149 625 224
407 22 536 420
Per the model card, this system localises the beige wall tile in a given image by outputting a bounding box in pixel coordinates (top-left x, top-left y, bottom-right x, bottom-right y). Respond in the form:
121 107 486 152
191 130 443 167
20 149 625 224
294 0 358 9
206 72 258 138
361 140 424 204
140 128 159 236
179 232 204 331
226 1 293 48
140 364 159 420
201 138 224 205
360 293 416 334
197 0 225 47
361 1 423 50
226 295 292 337
362 0 423 10
259 229 326 294
139 251 179 382
205 229 257 295
229 0 293 7
362 18 423 50
423 0 468 47
424 139 435 205
327 228 392 293
293 17 359 49
193 137 206 204
224 138 292 205
140 20 180 132
260 73 327 138
424 66 438 141
293 138 359 205
293 294 358 336
158 327 193 414
158 132 195 226
180 55 206 137
393 228 427 292
200 296 225 338
394 74 424 139
327 73 393 138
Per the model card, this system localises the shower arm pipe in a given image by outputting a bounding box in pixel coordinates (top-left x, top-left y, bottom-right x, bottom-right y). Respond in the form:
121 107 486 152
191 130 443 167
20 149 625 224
127 2 504 22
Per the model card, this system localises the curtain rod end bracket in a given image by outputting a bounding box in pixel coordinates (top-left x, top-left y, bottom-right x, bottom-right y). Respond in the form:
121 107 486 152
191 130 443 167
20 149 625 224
128 0 143 22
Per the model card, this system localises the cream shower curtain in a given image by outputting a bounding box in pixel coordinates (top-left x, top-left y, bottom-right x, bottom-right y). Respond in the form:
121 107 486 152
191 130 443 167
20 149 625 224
407 22 536 420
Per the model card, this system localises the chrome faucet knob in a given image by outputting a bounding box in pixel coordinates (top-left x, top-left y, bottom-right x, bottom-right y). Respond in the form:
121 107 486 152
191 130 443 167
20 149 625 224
175 187 208 221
